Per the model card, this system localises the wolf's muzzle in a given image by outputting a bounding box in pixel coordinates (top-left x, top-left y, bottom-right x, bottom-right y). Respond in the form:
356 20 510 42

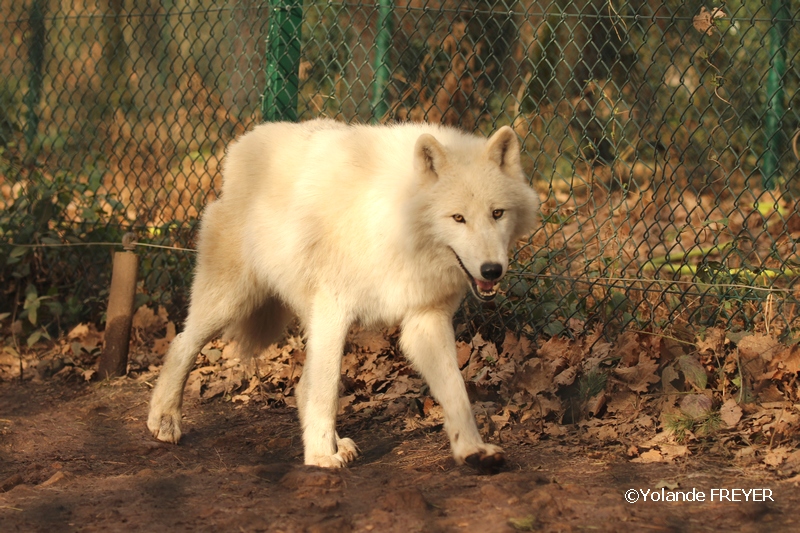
450 249 501 301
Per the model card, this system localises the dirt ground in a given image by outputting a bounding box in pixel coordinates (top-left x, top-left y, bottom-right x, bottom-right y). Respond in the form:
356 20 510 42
1 373 798 533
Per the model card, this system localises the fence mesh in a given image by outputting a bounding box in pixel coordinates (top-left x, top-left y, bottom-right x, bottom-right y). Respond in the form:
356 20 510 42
1 1 799 344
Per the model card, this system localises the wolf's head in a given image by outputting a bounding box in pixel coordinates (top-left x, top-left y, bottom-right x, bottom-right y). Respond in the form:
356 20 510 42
413 126 540 301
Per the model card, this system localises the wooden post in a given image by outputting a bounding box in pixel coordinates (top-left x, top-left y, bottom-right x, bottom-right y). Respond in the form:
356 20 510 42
98 233 138 379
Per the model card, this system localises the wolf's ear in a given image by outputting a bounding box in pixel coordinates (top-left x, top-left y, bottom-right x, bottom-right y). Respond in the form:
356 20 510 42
414 133 447 181
486 126 521 171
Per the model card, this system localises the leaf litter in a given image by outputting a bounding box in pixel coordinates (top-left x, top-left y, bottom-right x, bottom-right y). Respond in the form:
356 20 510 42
5 302 800 475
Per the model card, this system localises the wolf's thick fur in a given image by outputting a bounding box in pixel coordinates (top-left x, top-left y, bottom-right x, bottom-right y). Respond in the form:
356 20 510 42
148 119 540 469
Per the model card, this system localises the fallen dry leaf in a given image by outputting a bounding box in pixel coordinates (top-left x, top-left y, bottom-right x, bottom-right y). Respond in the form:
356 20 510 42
678 354 707 390
661 444 690 461
536 336 571 361
719 398 743 427
614 331 641 367
770 345 800 378
696 327 726 355
679 394 712 419
631 449 663 463
739 333 782 361
515 359 553 396
614 355 660 393
132 305 169 334
764 447 790 468
587 391 606 417
347 326 391 354
67 323 89 340
456 341 471 368
605 391 638 416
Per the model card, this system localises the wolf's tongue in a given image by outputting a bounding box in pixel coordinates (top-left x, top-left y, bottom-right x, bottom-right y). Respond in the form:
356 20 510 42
476 280 495 291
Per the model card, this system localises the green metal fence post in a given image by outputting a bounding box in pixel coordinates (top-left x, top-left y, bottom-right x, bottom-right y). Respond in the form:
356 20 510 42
262 0 302 122
762 0 789 190
370 0 394 122
23 0 46 153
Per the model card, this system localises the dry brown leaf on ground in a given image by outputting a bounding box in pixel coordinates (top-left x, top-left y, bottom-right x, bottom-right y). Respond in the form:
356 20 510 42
614 355 660 393
536 336 571 361
531 394 561 419
661 364 681 394
737 333 782 379
781 450 800 476
638 431 671 448
762 409 799 444
67 323 104 359
614 331 641 367
581 419 618 442
338 394 357 413
232 394 250 405
553 366 577 388
719 398 743 427
186 369 203 399
586 391 606 417
490 408 513 433
679 394 712 419
758 383 785 403
456 341 471 368
131 305 169 334
660 444 691 461
347 326 392 355
764 447 791 468
382 374 419 399
461 333 489 381
500 331 533 362
770 345 800 378
605 391 638 417
630 443 689 464
515 359 553 396
677 354 707 391
696 327 726 356
583 337 612 372
631 449 664 463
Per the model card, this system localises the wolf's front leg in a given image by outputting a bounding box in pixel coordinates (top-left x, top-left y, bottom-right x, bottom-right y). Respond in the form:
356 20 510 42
400 311 505 471
296 295 359 468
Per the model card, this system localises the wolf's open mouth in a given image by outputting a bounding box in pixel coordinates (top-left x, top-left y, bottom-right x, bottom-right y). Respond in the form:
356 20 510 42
450 249 499 302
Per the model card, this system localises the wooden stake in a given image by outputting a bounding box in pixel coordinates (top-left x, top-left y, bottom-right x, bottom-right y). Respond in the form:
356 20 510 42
98 233 138 379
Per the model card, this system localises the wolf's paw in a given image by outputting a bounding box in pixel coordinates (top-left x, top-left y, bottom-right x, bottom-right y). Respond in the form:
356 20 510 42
336 437 360 464
147 408 182 444
305 438 360 468
460 443 505 474
305 454 348 468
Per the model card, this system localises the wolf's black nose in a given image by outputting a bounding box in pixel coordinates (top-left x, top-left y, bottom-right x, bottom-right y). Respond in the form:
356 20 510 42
480 263 503 280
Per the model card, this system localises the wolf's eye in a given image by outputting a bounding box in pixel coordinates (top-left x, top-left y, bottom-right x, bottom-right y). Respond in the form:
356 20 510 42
492 209 505 220
452 214 466 223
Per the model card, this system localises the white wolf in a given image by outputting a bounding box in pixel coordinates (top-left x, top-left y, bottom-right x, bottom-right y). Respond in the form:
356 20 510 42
148 119 540 470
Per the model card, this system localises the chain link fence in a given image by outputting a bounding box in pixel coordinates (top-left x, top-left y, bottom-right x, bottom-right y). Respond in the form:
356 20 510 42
1 1 799 344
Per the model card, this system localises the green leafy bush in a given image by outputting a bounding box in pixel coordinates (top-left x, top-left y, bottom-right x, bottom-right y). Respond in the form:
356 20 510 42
1 148 126 341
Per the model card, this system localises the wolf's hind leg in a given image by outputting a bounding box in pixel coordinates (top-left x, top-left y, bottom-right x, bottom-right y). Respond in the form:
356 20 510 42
148 271 259 442
147 323 213 443
296 292 357 468
400 311 505 472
